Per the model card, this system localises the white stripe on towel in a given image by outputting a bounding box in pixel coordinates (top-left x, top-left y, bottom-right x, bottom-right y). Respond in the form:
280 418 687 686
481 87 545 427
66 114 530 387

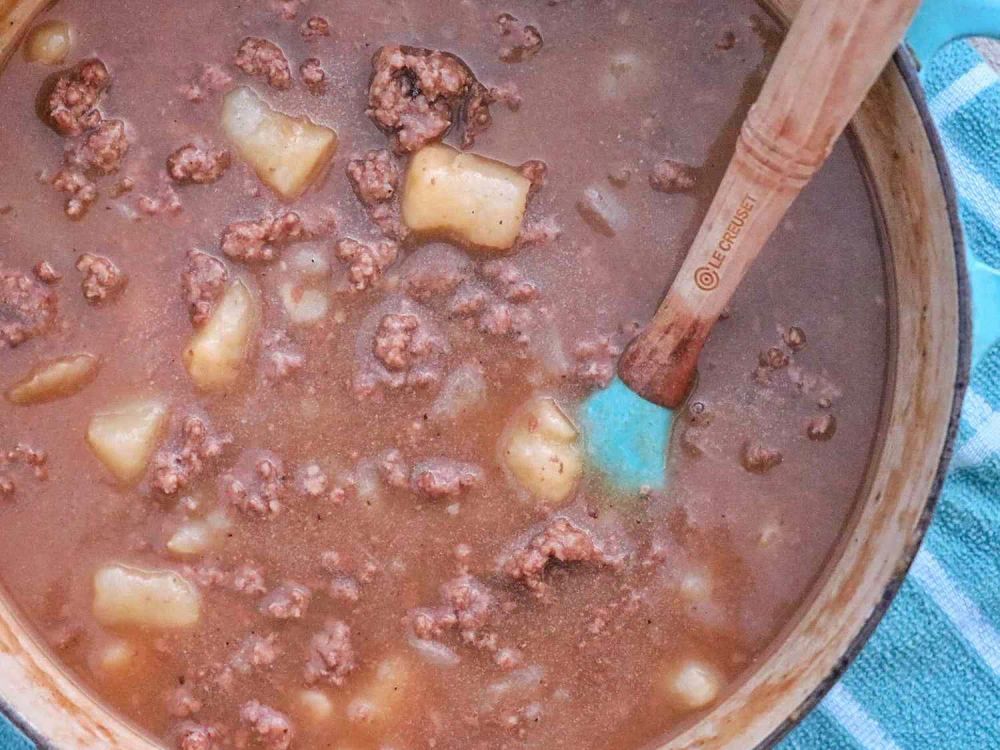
938 130 1000 238
911 549 1000 673
823 682 904 750
929 62 997 122
951 405 1000 470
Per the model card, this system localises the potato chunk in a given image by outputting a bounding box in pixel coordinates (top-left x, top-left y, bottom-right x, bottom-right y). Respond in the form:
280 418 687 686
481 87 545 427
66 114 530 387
92 564 201 628
6 353 99 405
401 144 531 251
166 511 232 556
183 280 257 391
296 689 335 725
23 20 73 65
279 282 328 324
501 397 583 505
662 660 723 711
222 86 337 199
346 656 412 729
86 398 168 483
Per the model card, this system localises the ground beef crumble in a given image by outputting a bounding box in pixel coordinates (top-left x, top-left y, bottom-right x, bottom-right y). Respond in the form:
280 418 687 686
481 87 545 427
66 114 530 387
497 13 544 63
299 58 325 90
222 452 287 518
740 442 783 474
346 149 407 239
0 267 57 348
75 253 125 302
136 183 183 217
304 619 357 686
176 722 219 750
51 168 97 218
179 64 232 103
300 16 330 39
367 45 490 153
167 144 231 185
260 330 305 384
239 701 294 750
650 158 697 193
234 37 292 90
229 633 281 675
46 59 111 136
373 312 436 371
221 212 304 262
502 518 622 593
410 459 482 499
335 238 399 292
166 687 203 719
410 574 495 647
151 415 231 495
33 261 61 284
181 250 228 326
64 119 128 175
259 582 311 619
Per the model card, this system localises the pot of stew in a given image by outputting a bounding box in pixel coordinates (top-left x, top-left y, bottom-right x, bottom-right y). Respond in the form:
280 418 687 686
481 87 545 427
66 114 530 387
0 0 992 748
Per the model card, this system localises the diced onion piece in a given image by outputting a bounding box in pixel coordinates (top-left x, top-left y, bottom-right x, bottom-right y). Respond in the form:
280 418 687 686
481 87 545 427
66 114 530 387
401 143 531 251
662 660 723 710
346 655 412 728
93 639 137 674
222 86 337 199
296 689 335 725
86 398 168 483
23 20 73 65
92 564 201 628
576 185 628 237
6 353 99 405
501 397 582 506
183 280 257 391
279 282 329 324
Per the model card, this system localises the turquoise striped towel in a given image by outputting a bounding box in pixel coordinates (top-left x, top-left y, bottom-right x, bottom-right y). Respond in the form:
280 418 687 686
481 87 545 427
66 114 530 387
1 40 998 750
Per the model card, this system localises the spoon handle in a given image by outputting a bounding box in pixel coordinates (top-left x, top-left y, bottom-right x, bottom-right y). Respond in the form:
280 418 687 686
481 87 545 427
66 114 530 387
618 0 921 408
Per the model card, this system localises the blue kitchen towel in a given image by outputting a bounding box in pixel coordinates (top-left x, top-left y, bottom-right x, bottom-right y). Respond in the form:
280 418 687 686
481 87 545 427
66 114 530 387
783 40 1000 750
2 41 1000 750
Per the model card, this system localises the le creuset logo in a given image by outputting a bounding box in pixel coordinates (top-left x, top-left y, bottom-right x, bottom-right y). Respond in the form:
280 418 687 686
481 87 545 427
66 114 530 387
694 193 758 291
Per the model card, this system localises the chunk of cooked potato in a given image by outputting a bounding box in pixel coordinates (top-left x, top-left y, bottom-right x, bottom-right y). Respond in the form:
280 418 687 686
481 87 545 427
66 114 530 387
23 20 73 65
296 689 335 725
501 397 583 505
346 655 412 728
5 353 99 405
279 282 329 324
166 511 232 556
222 86 337 199
183 280 258 391
92 564 201 628
662 660 723 711
92 639 137 675
401 143 531 251
86 398 168 483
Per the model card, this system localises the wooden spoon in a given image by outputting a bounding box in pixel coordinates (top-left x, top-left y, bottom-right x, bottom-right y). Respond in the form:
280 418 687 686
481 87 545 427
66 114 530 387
581 0 922 490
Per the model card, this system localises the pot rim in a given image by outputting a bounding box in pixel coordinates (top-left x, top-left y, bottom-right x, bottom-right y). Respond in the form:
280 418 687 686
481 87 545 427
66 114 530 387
0 44 973 750
755 44 973 749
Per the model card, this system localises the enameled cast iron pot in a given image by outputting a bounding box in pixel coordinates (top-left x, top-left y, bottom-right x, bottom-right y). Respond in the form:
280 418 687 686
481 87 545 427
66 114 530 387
0 0 997 747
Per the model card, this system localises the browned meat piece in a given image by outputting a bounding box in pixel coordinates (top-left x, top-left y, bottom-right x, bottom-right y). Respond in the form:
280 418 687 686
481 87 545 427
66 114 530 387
136 184 182 216
229 633 280 675
165 687 202 718
239 701 294 750
373 312 436 371
410 574 495 647
480 260 539 303
461 82 494 148
410 459 481 499
296 463 328 497
335 238 398 292
759 347 789 370
573 335 622 390
32 261 61 284
65 119 128 174
259 582 311 619
367 45 481 153
806 413 837 441
151 415 231 495
232 564 266 595
497 13 543 63
299 58 325 90
740 442 783 474
176 723 219 750
260 330 305 383
518 159 547 194
478 303 513 336
304 619 357 686
75 253 125 302
179 64 232 103
300 16 330 39
0 269 57 348
716 30 738 50
51 168 97 218
784 325 807 351
502 518 622 593
650 158 697 193
181 250 228 326
270 0 302 20
234 38 292 90
378 449 409 489
167 144 231 185
346 149 399 207
221 212 304 262
447 285 488 317
222 452 287 518
46 59 110 136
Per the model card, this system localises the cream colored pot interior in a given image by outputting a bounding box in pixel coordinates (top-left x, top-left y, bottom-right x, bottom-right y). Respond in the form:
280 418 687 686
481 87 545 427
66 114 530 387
0 0 964 747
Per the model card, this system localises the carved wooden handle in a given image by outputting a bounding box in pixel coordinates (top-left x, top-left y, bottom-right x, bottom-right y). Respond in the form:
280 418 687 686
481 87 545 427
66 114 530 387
618 0 921 408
